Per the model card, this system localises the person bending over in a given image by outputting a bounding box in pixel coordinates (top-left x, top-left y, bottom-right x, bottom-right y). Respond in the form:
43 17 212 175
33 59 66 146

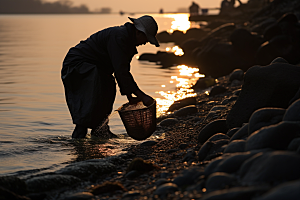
61 15 160 138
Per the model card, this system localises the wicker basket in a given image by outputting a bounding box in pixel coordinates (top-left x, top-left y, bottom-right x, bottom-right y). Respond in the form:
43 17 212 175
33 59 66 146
118 100 156 140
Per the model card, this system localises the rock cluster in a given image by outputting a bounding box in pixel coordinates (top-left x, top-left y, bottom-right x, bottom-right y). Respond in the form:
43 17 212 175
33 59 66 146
140 0 300 78
2 0 300 199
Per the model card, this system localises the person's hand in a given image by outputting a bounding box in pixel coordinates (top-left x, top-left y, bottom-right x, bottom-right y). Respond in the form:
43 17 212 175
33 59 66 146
126 94 141 105
133 89 154 106
141 94 154 106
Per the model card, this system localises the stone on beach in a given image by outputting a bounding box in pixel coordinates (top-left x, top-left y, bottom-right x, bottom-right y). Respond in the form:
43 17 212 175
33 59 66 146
174 105 197 117
229 123 249 142
201 186 269 200
64 192 94 200
25 175 81 193
153 183 179 196
159 118 179 126
55 159 116 179
227 61 300 129
248 107 285 135
239 151 300 185
229 69 244 82
224 140 246 153
246 121 300 151
197 119 229 144
205 172 236 193
283 99 300 121
168 96 197 112
255 180 300 200
213 152 257 174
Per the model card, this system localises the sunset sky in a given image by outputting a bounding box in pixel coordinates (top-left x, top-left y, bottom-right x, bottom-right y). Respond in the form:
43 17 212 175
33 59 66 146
44 0 248 12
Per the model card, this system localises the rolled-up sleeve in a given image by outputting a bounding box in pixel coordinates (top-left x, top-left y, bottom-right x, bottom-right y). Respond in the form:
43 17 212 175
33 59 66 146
107 35 139 95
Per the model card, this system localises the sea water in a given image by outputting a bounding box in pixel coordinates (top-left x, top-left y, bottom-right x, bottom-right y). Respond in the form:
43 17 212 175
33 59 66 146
0 13 199 177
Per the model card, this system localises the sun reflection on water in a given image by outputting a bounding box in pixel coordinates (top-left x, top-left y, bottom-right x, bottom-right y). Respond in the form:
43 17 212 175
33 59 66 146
166 46 184 56
163 13 191 33
156 65 205 117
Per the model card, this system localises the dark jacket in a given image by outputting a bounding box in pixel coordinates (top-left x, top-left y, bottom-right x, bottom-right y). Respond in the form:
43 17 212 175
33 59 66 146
63 22 139 95
61 22 140 128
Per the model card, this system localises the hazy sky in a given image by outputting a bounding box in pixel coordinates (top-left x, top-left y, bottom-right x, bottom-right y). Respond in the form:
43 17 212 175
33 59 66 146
45 0 248 12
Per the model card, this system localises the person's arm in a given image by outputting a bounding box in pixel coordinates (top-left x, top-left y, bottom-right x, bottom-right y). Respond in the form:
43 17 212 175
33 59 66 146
107 35 139 95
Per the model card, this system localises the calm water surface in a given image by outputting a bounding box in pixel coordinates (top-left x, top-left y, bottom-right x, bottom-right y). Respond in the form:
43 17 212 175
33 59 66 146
0 14 199 176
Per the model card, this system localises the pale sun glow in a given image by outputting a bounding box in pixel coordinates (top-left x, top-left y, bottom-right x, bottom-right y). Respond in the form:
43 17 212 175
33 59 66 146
163 14 191 33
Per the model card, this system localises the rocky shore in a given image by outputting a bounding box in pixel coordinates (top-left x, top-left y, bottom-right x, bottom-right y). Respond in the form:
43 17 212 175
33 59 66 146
2 0 300 200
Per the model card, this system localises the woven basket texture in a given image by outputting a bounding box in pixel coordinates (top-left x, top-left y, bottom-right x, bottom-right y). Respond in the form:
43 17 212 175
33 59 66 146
118 100 156 140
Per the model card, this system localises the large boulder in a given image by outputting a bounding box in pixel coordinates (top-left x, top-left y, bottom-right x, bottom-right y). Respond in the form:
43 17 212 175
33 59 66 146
246 121 300 151
227 60 300 128
239 151 300 185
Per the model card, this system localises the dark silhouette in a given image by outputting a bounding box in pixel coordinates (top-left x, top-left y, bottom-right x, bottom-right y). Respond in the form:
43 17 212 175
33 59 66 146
0 0 89 14
61 15 159 138
189 1 200 16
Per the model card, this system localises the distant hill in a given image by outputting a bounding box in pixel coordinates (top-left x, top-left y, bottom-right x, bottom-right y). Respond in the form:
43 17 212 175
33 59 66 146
0 0 90 14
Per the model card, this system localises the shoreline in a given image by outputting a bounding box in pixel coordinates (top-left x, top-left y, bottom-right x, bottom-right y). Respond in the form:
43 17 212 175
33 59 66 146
2 1 300 199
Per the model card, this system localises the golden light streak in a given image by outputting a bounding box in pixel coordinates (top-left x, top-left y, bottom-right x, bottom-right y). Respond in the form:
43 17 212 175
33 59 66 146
166 46 184 56
155 65 205 116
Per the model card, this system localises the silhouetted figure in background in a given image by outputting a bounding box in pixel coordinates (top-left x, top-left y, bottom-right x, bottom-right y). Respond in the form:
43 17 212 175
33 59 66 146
189 1 200 16
61 15 160 138
220 0 236 15
159 8 164 14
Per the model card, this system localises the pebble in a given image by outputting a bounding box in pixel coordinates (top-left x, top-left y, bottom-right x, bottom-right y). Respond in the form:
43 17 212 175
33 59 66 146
224 140 246 153
154 178 169 187
174 105 198 117
55 159 116 179
182 149 196 162
178 143 188 149
125 170 140 179
226 127 240 138
122 190 141 198
229 69 244 82
160 171 170 179
208 133 230 142
25 175 81 193
214 152 256 174
221 96 238 105
166 149 180 154
197 119 229 144
201 185 270 200
153 183 179 196
63 192 94 200
205 172 236 192
209 86 227 96
229 123 249 142
140 140 158 147
173 167 204 187
210 105 227 112
159 118 179 126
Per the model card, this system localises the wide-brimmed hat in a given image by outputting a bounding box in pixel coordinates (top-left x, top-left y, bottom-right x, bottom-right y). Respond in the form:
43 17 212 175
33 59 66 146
129 15 160 47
